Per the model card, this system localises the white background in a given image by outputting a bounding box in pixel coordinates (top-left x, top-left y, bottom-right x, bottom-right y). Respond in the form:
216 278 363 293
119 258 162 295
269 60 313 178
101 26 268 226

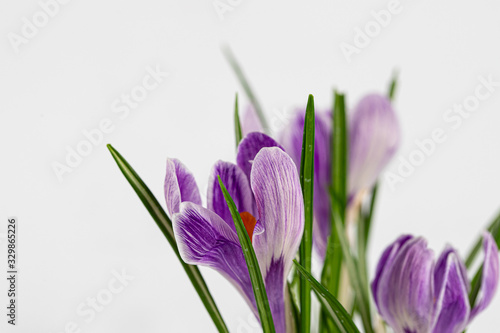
1 0 500 332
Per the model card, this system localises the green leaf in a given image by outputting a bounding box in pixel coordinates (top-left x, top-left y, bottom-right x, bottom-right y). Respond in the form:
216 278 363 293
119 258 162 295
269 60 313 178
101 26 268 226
299 94 315 333
388 71 398 101
320 91 347 332
357 184 378 310
288 282 301 332
331 199 374 333
218 176 275 333
106 144 229 333
321 92 347 295
465 211 500 269
222 46 269 132
234 93 243 148
294 260 361 333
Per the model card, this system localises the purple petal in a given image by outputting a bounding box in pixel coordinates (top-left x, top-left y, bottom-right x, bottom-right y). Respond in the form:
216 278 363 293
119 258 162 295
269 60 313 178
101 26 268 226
279 110 332 258
241 105 264 136
207 160 255 231
173 202 256 313
432 249 470 333
278 109 306 173
348 94 400 195
236 132 283 181
250 147 304 333
265 258 286 333
434 246 469 295
470 232 500 320
164 158 202 216
375 237 435 333
371 234 413 311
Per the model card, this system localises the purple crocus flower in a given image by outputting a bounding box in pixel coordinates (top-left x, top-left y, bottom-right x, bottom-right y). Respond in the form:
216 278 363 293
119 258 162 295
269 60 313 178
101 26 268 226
279 94 400 257
164 133 303 333
372 233 499 333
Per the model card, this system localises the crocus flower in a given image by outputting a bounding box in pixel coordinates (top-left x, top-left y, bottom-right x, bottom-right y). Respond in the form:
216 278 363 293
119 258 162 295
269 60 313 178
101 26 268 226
279 94 400 257
371 233 499 333
164 133 303 333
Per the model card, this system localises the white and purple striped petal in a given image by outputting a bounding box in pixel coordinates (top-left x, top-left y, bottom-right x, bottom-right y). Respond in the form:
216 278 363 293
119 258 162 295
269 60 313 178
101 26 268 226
371 234 413 313
349 94 400 195
250 147 304 333
432 247 470 333
236 132 283 180
372 233 499 333
173 202 257 313
207 161 255 231
376 237 435 333
164 158 202 216
470 232 500 320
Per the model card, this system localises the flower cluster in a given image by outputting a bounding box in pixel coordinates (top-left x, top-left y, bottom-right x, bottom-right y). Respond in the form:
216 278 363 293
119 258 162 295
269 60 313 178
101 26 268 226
372 233 499 333
110 76 500 333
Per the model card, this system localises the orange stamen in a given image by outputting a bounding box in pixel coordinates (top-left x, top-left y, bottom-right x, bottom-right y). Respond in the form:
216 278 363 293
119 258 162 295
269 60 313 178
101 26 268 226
239 212 257 241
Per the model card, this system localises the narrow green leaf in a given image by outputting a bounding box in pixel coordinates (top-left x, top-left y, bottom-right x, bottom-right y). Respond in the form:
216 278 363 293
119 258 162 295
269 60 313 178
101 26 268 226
218 176 275 333
331 92 348 216
234 93 243 148
357 184 378 304
465 212 500 269
106 144 229 333
320 92 348 332
321 92 347 294
294 260 361 333
288 282 301 332
222 46 269 132
388 71 398 101
299 94 315 333
331 200 374 333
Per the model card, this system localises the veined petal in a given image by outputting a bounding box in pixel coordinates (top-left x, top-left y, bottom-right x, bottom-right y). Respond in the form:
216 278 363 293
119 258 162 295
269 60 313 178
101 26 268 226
173 202 256 313
207 161 255 231
278 109 305 171
432 249 470 333
348 94 400 195
241 105 264 136
250 147 304 333
371 234 413 312
376 237 435 333
470 232 500 320
164 158 202 216
236 132 283 181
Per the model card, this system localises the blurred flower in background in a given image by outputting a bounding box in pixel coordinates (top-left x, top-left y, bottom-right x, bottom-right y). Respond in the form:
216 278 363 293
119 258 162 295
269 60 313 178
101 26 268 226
279 93 400 257
372 233 499 333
